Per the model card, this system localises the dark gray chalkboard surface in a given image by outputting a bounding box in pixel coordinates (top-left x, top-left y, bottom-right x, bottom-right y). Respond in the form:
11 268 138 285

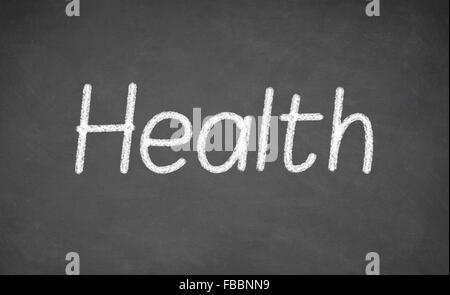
0 0 448 274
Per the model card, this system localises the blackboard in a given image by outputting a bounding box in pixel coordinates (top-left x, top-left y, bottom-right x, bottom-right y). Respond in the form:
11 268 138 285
0 0 448 274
